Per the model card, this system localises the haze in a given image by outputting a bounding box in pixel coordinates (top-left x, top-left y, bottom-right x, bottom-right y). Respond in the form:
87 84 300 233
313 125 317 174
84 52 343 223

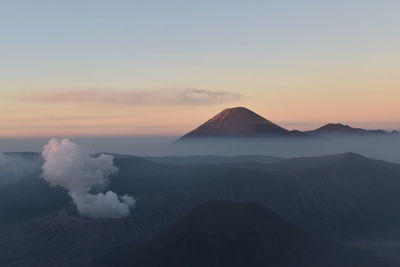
0 135 397 164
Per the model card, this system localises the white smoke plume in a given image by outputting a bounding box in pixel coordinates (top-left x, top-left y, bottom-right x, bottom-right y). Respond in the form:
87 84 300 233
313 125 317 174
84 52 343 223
70 192 135 219
41 138 117 194
41 138 135 219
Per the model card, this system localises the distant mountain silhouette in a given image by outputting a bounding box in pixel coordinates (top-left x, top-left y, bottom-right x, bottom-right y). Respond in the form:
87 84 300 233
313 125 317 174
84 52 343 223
305 123 393 136
177 107 304 141
177 107 399 141
102 201 389 267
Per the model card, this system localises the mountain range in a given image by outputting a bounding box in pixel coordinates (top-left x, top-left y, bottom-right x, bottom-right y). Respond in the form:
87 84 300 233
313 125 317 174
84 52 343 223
177 107 398 141
2 152 400 266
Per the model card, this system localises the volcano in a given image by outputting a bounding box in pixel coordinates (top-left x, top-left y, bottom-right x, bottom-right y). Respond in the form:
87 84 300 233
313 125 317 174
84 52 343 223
177 107 301 141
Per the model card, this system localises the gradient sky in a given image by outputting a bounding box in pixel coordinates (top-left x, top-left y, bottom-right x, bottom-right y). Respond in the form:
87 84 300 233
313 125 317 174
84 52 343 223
1 0 400 138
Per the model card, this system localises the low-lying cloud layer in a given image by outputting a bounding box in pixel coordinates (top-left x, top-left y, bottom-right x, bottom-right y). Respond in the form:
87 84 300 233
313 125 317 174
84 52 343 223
17 88 241 106
41 138 135 219
170 135 400 163
0 153 42 187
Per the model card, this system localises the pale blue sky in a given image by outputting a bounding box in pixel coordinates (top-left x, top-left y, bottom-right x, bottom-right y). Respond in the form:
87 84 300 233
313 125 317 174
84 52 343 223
2 0 399 89
0 0 400 137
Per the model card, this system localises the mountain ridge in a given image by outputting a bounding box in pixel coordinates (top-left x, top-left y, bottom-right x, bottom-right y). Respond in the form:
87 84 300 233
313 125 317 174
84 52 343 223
177 107 398 141
305 123 392 136
98 201 390 267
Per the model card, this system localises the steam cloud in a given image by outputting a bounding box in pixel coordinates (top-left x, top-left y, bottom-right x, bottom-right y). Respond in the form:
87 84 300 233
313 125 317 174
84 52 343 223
41 138 135 218
70 192 135 219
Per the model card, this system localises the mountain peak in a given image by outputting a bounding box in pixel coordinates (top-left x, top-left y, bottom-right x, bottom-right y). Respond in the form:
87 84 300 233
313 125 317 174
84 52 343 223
318 123 352 131
307 123 390 136
177 107 292 140
222 106 251 112
324 123 350 128
207 106 277 125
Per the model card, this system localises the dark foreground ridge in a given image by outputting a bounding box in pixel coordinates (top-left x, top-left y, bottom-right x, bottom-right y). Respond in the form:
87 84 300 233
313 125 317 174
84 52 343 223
97 201 390 267
3 153 400 266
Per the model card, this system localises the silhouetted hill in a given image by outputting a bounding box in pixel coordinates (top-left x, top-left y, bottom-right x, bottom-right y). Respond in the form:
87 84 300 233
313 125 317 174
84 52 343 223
306 123 392 136
98 201 389 267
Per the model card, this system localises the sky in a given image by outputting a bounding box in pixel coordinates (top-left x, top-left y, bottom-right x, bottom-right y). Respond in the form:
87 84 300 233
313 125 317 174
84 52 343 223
1 0 400 138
